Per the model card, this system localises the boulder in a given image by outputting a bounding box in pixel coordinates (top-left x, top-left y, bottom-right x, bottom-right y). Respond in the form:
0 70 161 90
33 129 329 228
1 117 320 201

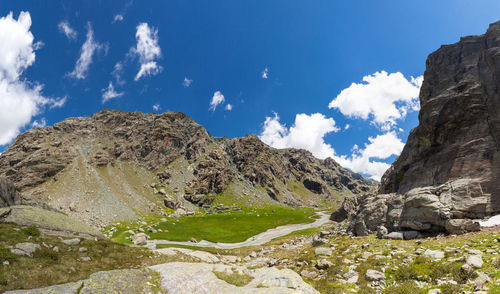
365 269 385 281
10 242 40 257
314 247 332 256
61 238 81 246
422 249 444 260
466 255 483 268
315 259 333 270
131 233 149 246
475 272 492 291
0 177 21 208
342 271 359 284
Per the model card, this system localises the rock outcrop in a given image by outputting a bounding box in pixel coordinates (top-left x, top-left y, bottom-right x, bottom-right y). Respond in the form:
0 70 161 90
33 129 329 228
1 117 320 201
0 177 21 207
334 21 500 235
0 110 374 227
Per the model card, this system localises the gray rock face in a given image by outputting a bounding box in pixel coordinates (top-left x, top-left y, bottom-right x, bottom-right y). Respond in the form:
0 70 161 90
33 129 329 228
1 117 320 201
150 262 320 293
0 177 21 208
333 21 500 236
380 21 500 218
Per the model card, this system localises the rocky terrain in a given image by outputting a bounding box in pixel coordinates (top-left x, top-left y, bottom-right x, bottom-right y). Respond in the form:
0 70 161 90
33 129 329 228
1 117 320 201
0 110 374 227
333 21 500 237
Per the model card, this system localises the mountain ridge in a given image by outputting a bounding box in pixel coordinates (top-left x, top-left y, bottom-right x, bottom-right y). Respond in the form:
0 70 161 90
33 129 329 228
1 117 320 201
0 109 375 227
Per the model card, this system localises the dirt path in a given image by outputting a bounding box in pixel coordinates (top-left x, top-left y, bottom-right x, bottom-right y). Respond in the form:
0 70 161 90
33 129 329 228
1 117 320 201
146 211 331 249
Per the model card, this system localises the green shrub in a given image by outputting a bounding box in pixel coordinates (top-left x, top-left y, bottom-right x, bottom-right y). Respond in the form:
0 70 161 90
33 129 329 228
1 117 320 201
33 247 59 262
0 247 18 263
22 226 41 237
384 281 424 294
439 283 462 294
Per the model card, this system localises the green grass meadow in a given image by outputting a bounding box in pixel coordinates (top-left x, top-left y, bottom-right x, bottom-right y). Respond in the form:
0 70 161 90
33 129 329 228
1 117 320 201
109 207 316 244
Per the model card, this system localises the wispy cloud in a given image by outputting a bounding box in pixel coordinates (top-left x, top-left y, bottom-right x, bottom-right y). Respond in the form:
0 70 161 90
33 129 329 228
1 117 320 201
112 14 124 23
262 67 269 79
130 22 162 81
153 103 160 111
68 23 105 79
225 104 233 111
183 77 193 87
58 21 77 40
101 81 124 103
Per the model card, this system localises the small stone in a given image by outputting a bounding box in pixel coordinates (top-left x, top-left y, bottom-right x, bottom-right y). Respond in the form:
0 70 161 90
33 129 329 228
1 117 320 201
428 289 441 294
319 231 330 238
315 259 333 270
314 247 332 256
461 263 474 274
343 271 359 284
61 238 81 246
300 270 318 279
422 249 444 260
80 256 91 262
366 269 385 281
249 251 257 258
474 272 492 290
362 243 370 249
131 233 149 245
52 246 59 252
384 232 404 240
78 247 87 252
466 255 483 268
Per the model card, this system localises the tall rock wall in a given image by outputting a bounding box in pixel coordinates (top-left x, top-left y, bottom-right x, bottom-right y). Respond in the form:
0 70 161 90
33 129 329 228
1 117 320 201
334 21 500 236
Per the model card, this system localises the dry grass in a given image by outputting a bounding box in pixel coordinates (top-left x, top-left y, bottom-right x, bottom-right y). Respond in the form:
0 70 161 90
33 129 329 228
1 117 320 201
0 223 175 292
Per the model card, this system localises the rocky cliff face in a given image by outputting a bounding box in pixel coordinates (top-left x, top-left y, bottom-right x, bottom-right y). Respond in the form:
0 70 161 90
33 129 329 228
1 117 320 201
333 21 500 236
0 110 374 227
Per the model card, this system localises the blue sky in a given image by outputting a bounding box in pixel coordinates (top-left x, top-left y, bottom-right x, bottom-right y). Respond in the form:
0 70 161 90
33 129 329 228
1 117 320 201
1 1 500 180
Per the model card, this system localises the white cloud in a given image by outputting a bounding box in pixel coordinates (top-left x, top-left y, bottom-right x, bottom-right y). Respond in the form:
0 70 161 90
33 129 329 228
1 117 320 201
32 118 46 128
153 103 160 111
0 11 65 145
344 124 350 130
329 71 423 130
262 67 269 79
259 112 339 159
210 91 225 111
225 104 233 111
58 21 77 40
183 77 193 87
68 23 104 79
101 82 124 103
333 131 405 180
112 62 125 85
113 14 124 23
131 23 162 81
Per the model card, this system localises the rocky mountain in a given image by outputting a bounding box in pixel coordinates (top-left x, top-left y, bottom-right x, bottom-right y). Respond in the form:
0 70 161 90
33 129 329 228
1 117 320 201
333 21 500 236
0 110 375 228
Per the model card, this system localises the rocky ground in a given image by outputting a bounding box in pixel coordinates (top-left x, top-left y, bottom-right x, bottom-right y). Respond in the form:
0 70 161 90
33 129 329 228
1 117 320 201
8 220 500 293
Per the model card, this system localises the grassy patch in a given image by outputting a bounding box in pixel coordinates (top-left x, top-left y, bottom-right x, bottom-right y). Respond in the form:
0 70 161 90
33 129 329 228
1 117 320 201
213 270 253 286
110 207 315 244
0 223 174 292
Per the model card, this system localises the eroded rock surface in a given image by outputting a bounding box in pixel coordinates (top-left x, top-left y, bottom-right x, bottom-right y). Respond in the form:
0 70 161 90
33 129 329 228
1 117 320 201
150 262 319 294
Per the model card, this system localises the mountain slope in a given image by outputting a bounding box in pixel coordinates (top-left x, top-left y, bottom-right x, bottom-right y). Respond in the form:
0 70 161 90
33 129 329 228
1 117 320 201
0 110 375 227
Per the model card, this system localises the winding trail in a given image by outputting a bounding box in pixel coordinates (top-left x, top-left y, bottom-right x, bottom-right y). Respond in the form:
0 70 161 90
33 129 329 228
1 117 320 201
146 211 331 249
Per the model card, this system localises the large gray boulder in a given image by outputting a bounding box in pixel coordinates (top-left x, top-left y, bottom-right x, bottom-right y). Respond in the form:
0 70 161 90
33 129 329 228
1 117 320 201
0 177 21 208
